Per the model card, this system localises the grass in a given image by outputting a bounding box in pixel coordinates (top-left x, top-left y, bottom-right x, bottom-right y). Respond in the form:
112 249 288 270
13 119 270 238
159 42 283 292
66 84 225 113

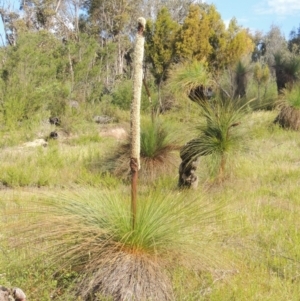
0 109 300 300
284 85 300 109
0 131 119 188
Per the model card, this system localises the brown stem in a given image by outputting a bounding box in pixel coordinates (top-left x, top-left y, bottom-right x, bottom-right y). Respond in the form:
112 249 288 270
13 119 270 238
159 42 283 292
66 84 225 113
130 157 138 230
218 155 226 183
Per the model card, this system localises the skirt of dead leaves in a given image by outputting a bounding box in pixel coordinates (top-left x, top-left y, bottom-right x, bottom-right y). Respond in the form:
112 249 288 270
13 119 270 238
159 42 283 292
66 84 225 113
274 105 300 130
77 251 174 301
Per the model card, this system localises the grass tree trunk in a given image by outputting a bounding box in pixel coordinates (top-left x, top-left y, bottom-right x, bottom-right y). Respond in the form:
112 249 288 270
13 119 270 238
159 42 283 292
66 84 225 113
178 157 199 189
178 140 199 189
130 17 146 230
217 155 226 183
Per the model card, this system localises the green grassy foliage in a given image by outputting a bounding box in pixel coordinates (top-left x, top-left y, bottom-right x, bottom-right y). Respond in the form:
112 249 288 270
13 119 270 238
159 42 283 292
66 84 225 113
167 60 212 103
111 79 158 112
284 85 300 108
180 99 251 182
246 77 278 110
0 109 300 300
0 129 120 188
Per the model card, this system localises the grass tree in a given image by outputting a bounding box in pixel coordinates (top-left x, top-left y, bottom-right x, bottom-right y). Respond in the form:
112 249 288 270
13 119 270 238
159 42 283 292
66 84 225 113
167 60 213 103
274 85 300 130
273 53 300 93
1 187 225 300
179 99 249 186
234 60 249 99
101 120 180 183
168 60 251 186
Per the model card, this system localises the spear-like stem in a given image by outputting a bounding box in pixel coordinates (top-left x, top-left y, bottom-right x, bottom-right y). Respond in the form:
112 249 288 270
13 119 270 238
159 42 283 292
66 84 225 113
130 17 146 230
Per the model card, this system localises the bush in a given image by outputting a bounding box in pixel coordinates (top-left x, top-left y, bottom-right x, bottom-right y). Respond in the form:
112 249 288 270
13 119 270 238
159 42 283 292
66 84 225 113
111 79 157 112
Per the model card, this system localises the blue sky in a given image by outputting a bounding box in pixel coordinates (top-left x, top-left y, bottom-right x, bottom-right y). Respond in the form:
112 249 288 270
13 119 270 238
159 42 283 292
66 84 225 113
206 0 300 38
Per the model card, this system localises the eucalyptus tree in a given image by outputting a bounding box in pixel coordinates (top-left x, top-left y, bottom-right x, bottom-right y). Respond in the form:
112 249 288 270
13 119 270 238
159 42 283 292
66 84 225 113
0 5 19 46
0 30 67 127
19 0 71 32
251 31 267 62
262 25 289 65
67 33 110 104
141 0 196 23
0 0 84 44
82 0 143 76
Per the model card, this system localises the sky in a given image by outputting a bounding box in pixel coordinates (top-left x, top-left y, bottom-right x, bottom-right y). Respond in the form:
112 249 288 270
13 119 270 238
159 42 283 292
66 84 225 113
206 0 300 38
0 0 300 44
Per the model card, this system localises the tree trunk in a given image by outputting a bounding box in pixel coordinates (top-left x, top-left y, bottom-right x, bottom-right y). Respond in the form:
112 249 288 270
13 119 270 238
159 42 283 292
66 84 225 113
178 141 199 189
117 35 124 75
217 155 226 183
178 157 199 189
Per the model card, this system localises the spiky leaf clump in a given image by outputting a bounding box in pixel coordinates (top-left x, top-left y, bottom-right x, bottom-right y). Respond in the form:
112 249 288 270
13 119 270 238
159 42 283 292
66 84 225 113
167 60 212 103
1 188 225 300
180 99 249 181
284 85 300 109
104 120 180 182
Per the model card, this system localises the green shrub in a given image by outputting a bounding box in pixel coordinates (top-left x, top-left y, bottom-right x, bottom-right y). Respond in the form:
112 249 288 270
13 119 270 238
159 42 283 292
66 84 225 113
111 79 156 112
